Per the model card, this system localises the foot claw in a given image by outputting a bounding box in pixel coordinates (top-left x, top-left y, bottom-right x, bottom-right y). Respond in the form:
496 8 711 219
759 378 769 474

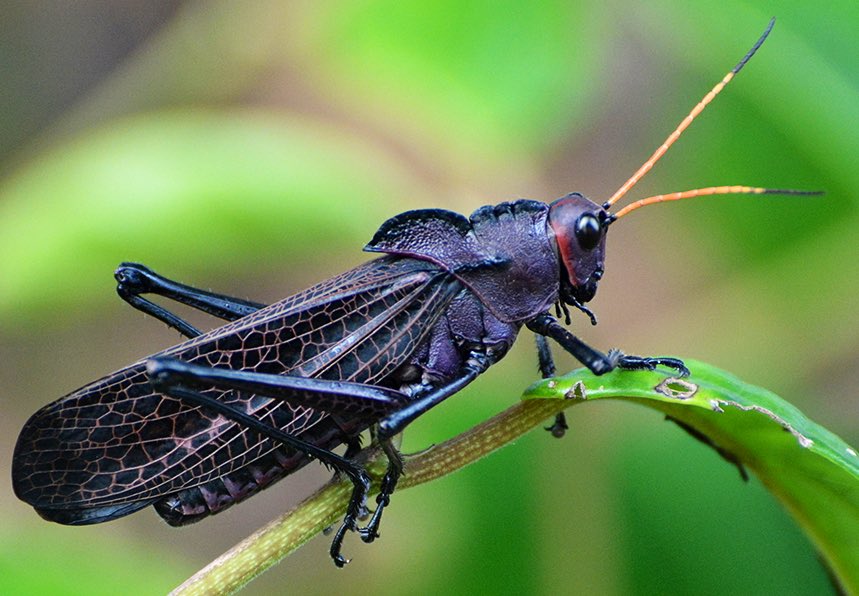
359 527 380 543
618 355 689 377
544 412 568 438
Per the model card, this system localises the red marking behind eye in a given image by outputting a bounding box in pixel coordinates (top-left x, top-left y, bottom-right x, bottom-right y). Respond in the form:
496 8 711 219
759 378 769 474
547 197 581 282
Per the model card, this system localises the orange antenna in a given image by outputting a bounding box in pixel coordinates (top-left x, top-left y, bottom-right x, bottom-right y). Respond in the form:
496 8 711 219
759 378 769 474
611 186 822 220
603 18 775 210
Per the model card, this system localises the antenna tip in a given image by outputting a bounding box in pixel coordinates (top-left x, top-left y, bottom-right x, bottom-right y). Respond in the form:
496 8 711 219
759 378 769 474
731 18 777 75
761 188 825 196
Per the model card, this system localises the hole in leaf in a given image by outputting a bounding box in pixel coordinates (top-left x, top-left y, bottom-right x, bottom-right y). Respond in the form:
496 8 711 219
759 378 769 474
564 381 587 400
655 378 697 400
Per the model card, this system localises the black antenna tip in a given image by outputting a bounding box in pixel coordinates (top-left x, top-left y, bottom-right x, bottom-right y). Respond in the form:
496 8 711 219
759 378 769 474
761 188 825 196
731 17 776 75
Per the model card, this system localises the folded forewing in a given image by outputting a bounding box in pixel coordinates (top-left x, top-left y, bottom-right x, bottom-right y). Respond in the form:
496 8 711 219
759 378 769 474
13 257 460 514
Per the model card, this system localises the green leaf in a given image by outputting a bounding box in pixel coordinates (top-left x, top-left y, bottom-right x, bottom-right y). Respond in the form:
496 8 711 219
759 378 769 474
0 110 427 329
630 4 859 256
524 359 859 593
298 0 609 174
0 524 184 596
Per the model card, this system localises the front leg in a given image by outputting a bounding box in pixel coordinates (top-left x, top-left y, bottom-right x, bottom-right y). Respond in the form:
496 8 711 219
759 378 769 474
526 313 689 377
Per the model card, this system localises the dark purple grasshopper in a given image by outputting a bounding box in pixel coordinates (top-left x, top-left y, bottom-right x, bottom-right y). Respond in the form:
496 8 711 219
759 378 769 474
12 19 814 566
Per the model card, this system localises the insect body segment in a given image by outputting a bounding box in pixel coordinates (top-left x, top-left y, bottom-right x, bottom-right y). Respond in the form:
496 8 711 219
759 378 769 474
547 193 608 306
13 18 816 566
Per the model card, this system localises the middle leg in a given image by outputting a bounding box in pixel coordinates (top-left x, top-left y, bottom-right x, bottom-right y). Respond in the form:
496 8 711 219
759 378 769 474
536 334 568 438
146 358 411 566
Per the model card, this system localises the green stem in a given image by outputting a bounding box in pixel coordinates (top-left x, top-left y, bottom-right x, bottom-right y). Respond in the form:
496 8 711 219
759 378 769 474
170 399 567 595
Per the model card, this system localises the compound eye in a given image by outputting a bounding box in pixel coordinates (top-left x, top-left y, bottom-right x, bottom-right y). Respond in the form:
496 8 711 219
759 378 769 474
574 213 601 250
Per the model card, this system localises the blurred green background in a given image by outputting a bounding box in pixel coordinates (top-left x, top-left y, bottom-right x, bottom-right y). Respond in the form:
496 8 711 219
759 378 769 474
1 1 856 594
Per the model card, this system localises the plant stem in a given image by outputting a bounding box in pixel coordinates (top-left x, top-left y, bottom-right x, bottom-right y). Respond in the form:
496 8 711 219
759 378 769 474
170 399 567 595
